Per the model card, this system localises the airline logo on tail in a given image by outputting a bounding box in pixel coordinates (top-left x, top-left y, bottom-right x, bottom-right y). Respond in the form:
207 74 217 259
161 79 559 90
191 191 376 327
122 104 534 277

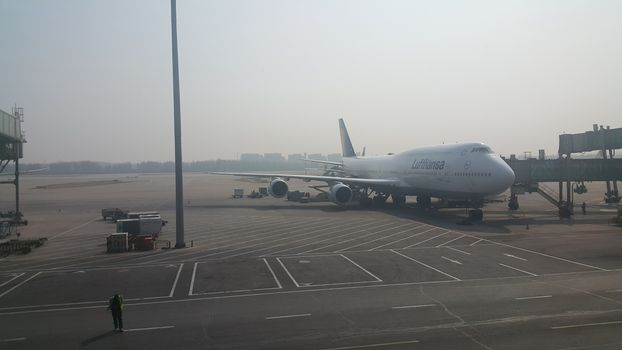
339 118 357 158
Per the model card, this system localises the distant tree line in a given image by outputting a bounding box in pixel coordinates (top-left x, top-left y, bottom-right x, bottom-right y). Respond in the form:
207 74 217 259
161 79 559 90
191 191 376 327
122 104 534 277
2 160 310 175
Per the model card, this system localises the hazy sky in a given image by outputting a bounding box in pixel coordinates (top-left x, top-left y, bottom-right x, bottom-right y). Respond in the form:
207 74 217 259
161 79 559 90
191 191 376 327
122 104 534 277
1 0 621 163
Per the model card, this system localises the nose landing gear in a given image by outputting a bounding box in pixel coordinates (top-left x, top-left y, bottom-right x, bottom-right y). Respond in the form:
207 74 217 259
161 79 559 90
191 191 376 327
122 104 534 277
417 196 432 209
392 194 406 206
468 208 484 221
508 193 519 211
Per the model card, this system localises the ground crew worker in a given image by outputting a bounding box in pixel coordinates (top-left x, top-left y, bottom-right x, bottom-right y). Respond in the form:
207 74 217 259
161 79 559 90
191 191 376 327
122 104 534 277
582 202 587 215
108 293 124 332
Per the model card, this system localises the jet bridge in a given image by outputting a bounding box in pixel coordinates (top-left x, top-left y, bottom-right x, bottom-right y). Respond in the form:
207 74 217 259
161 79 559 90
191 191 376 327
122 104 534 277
506 124 622 218
0 107 26 226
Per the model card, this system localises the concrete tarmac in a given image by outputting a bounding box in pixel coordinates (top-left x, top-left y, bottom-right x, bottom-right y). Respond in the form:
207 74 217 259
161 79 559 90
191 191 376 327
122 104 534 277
1 174 622 349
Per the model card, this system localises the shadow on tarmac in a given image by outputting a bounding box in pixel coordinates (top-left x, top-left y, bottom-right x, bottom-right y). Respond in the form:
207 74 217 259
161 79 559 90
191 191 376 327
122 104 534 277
80 330 117 347
187 202 517 234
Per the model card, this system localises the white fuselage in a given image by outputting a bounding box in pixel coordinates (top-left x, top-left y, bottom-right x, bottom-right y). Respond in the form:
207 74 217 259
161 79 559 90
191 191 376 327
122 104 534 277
342 142 515 199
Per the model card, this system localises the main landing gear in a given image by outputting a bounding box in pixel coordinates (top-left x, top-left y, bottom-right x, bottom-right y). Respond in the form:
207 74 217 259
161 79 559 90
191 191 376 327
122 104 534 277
358 188 389 207
416 196 432 209
358 190 401 208
391 194 406 206
508 193 519 211
468 208 484 221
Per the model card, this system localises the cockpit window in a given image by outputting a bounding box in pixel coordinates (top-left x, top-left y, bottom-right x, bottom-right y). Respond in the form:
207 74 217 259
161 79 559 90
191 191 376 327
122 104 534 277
471 146 493 153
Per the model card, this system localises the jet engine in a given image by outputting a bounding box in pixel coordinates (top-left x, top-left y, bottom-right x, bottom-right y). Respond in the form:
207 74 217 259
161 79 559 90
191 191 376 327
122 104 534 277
268 178 289 198
328 183 353 205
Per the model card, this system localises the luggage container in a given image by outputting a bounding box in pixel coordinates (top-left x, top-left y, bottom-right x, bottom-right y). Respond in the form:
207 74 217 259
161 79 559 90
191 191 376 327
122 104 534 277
116 219 140 235
127 211 160 219
139 216 163 237
107 233 128 253
134 235 154 251
101 208 129 221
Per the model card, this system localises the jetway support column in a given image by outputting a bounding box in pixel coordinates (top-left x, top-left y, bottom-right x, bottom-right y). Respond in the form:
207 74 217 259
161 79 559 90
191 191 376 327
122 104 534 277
609 149 619 198
603 146 612 195
15 156 19 216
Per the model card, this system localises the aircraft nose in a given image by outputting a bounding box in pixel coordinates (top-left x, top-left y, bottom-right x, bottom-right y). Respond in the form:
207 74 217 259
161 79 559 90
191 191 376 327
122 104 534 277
498 161 515 191
488 158 515 194
503 161 516 189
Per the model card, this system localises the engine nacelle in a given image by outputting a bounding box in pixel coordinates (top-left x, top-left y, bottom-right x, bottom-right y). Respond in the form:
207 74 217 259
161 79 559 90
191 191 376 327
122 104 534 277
268 178 289 198
328 183 353 205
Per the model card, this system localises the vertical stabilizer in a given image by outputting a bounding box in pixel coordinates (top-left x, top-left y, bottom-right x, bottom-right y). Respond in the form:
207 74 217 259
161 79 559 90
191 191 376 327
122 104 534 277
339 118 357 158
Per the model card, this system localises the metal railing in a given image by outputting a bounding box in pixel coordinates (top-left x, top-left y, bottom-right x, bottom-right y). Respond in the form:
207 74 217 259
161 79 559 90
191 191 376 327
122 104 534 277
537 183 560 207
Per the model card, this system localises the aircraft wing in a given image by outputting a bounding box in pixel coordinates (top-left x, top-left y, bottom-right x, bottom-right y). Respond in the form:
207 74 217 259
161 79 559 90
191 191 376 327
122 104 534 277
208 172 400 186
303 158 344 166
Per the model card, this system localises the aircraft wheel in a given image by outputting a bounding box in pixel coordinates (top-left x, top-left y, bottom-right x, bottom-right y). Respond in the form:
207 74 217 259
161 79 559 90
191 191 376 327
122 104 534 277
373 195 388 205
417 196 431 209
469 209 483 221
392 194 406 206
508 195 519 210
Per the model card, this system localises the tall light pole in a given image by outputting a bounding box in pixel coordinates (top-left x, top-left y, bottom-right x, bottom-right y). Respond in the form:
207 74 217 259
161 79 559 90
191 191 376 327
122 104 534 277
171 0 185 248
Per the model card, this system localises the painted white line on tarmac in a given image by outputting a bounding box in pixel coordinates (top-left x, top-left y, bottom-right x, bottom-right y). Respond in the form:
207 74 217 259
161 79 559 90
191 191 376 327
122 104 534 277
265 219 381 256
470 239 484 246
447 247 471 255
334 223 416 252
0 337 26 342
441 256 462 265
49 217 100 240
319 339 420 350
515 295 552 300
369 227 436 251
345 224 426 251
392 304 435 309
168 263 184 297
558 341 622 350
391 250 460 281
499 263 537 277
222 221 361 259
188 263 198 296
0 272 41 299
265 313 311 320
124 325 175 332
552 320 622 330
303 221 399 254
0 273 24 288
276 258 300 287
3 276 549 315
147 217 325 263
295 220 391 255
340 254 383 282
490 241 607 271
504 253 527 261
194 286 282 296
263 258 282 289
193 220 342 260
436 234 465 247
403 231 449 249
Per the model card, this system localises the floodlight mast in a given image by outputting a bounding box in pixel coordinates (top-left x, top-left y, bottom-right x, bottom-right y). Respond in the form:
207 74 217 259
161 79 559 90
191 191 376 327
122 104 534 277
171 0 185 248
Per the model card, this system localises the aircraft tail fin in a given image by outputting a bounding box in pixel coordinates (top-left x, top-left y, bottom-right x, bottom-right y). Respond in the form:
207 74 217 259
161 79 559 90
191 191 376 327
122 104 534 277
339 118 357 158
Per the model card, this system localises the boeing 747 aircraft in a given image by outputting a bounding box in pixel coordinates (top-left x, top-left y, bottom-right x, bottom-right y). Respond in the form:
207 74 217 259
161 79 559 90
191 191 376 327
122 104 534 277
212 119 515 220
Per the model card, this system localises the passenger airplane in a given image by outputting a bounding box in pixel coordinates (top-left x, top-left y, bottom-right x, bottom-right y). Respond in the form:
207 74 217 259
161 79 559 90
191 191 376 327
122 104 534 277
212 119 515 220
